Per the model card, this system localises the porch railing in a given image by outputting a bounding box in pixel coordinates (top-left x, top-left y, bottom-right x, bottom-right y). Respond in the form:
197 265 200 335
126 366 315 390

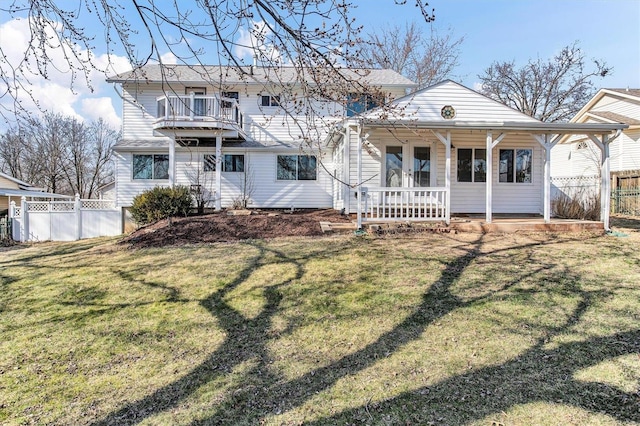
156 94 243 126
361 187 448 222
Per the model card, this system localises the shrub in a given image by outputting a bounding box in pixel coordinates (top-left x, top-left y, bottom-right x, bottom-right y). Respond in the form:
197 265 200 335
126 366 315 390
551 187 601 220
130 186 193 226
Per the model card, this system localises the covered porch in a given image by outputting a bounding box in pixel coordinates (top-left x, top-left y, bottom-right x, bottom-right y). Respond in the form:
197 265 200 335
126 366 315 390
329 81 628 231
336 122 627 231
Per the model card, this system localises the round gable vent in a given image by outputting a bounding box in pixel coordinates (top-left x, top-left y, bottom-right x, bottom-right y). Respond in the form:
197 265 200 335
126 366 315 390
441 105 456 119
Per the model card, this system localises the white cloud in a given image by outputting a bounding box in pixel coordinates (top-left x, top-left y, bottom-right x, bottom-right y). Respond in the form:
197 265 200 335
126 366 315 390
80 97 122 130
233 20 283 64
0 17 129 130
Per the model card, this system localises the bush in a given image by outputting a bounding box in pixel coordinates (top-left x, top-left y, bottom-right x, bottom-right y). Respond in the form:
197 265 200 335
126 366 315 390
551 187 601 220
130 186 193 225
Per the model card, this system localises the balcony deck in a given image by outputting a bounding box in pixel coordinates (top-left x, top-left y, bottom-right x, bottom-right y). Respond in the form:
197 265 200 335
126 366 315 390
154 94 246 139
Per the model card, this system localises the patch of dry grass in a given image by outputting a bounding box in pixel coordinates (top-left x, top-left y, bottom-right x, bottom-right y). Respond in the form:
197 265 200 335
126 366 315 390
1 223 639 425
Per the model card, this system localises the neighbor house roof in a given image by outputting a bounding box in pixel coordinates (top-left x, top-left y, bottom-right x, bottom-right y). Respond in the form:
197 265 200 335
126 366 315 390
0 188 72 199
107 64 416 87
0 171 35 190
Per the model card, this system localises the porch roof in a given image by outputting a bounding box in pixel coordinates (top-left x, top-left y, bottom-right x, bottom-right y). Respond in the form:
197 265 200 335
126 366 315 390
358 119 628 135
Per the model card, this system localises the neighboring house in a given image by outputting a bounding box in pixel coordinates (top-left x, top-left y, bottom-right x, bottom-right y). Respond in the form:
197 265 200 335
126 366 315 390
97 181 115 200
551 89 640 213
0 171 71 214
107 66 626 229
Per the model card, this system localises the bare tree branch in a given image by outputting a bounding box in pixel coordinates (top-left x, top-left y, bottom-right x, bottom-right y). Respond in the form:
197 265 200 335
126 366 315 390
478 42 611 122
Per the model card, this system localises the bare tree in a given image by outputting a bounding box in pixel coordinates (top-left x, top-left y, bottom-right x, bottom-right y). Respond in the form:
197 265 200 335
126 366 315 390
1 1 435 144
478 42 611 122
362 23 464 89
0 113 118 196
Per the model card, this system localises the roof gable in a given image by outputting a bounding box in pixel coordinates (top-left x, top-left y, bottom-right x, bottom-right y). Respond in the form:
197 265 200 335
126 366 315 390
571 88 640 124
371 80 540 123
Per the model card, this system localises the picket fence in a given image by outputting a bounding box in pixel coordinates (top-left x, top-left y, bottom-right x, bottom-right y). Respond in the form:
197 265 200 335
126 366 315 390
9 195 121 242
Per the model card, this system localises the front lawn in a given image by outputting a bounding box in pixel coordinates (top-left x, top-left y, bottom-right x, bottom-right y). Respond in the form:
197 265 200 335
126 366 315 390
1 223 639 425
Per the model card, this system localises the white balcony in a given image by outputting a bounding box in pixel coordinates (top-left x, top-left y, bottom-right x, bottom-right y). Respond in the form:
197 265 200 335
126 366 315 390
154 94 245 138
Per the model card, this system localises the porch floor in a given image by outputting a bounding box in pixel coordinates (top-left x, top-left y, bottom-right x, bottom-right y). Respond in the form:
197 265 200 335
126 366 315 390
449 215 604 233
322 214 605 234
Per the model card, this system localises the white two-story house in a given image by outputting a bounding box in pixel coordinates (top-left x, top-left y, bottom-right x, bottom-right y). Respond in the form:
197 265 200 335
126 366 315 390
108 65 626 230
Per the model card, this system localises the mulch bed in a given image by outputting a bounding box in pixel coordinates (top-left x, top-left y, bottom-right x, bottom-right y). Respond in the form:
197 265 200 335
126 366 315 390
119 209 353 248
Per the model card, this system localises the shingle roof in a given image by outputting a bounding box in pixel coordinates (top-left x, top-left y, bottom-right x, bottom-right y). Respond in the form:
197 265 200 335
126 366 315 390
588 111 640 125
107 64 416 87
606 88 640 98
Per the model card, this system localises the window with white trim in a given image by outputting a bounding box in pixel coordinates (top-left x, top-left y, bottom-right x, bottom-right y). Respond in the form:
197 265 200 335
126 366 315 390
203 154 245 172
499 149 532 183
277 155 317 180
133 154 169 180
261 95 280 107
457 148 486 182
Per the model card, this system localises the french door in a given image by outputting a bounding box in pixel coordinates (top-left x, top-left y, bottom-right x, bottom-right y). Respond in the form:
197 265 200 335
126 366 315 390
384 144 433 187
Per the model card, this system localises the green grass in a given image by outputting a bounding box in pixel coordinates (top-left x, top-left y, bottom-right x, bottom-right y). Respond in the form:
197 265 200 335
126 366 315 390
1 222 639 425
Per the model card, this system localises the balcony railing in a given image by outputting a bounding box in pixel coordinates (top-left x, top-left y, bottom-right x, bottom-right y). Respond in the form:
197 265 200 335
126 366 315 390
155 94 244 128
361 187 448 221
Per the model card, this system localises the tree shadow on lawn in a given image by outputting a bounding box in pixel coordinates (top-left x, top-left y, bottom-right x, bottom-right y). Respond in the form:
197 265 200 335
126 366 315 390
91 234 640 425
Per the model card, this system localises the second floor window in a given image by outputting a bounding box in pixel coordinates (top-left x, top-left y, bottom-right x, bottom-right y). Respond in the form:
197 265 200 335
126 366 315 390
203 154 245 172
261 95 280 107
346 93 378 117
133 154 169 180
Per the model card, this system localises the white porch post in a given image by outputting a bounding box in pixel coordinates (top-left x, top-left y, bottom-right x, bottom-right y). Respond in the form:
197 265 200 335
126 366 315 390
444 131 451 225
533 134 562 224
344 126 351 214
486 132 493 223
601 136 611 230
432 130 452 224
356 125 363 230
544 141 552 223
215 134 222 211
169 139 176 187
588 133 615 231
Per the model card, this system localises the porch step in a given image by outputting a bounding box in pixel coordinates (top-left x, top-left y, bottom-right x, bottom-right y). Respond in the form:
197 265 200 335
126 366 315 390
319 221 357 233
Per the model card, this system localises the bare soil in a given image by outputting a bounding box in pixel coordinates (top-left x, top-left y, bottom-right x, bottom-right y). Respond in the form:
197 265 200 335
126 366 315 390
120 209 352 248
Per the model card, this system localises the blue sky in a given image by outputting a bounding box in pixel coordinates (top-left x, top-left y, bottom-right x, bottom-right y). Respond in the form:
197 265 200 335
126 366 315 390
1 0 638 129
355 0 640 89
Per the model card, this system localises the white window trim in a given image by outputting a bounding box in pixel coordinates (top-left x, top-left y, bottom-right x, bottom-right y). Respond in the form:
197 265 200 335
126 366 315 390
455 147 487 184
497 147 534 185
131 153 170 181
275 154 318 181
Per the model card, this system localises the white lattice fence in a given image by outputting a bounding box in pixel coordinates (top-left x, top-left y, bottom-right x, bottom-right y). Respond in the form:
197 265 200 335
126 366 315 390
10 195 121 242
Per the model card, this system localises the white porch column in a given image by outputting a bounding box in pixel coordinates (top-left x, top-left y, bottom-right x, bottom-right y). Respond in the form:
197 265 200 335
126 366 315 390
486 132 493 223
344 126 351 214
356 125 363 230
533 134 562 224
432 130 452 225
215 134 222 211
544 142 552 223
444 131 451 225
169 139 176 187
588 133 616 231
600 135 611 230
